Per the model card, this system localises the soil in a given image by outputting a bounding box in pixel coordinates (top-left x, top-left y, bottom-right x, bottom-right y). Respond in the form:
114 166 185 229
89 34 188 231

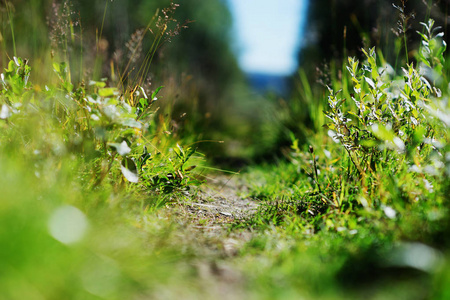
163 173 260 258
170 174 259 233
155 174 261 299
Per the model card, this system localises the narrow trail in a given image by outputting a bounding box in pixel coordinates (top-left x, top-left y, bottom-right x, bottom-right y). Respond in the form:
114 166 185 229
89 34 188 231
188 175 259 227
158 173 261 256
169 174 259 238
155 175 261 299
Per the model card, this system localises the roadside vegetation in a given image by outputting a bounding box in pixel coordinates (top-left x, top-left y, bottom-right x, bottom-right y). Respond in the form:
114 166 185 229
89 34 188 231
237 19 450 298
1 0 450 299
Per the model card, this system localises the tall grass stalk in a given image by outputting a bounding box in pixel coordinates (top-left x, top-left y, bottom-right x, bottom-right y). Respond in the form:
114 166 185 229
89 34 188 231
119 10 160 90
6 1 15 57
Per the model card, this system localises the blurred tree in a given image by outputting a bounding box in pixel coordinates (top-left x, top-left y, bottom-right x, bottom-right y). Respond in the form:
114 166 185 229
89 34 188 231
299 0 450 72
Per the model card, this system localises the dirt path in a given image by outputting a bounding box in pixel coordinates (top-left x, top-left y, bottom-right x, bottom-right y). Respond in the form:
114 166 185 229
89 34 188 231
157 175 260 299
164 174 259 257
189 174 258 225
170 174 258 230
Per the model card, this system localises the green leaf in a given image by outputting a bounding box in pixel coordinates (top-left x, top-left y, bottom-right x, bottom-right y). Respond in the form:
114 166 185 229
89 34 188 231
347 111 362 122
416 31 429 42
413 126 427 143
151 86 164 100
139 98 148 108
52 62 60 73
174 144 185 159
185 147 196 161
359 139 378 148
98 87 118 97
89 80 106 88
361 48 369 57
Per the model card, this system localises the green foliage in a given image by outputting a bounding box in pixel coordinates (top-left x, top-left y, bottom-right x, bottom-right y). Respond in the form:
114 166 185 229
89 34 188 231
244 19 450 241
322 26 448 211
416 19 447 82
234 18 450 298
0 4 211 295
1 0 252 161
1 57 31 99
325 47 434 177
0 3 220 297
1 52 203 192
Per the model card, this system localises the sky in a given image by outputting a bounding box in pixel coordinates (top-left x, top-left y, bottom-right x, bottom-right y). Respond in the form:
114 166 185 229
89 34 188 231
227 0 307 76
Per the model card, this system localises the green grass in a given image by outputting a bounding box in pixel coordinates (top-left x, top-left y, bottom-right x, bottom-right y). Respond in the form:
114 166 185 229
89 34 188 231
1 1 450 299
229 16 450 299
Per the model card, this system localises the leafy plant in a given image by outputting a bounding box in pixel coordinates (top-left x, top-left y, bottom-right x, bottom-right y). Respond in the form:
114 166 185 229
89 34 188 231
252 18 450 235
0 56 31 102
416 18 447 81
0 4 203 196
